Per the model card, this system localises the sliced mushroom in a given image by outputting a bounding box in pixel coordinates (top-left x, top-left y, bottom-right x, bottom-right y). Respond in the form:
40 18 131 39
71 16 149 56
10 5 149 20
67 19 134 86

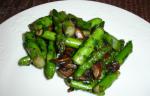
92 63 102 79
58 68 74 78
57 63 76 78
56 57 71 62
75 28 85 39
106 62 120 73
78 76 86 81
63 63 77 69
63 47 75 57
79 70 94 81
53 55 72 65
54 47 75 66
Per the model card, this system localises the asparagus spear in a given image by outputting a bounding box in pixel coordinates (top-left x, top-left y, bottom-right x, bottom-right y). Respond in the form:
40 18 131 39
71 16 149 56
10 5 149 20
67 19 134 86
23 32 36 42
57 11 68 22
68 14 91 30
29 16 52 31
104 40 124 65
68 13 78 21
88 18 103 28
39 16 53 27
76 18 91 30
63 20 75 37
18 56 31 66
56 33 66 54
24 41 45 68
41 31 56 41
36 37 47 59
70 80 93 90
51 10 66 54
73 28 104 65
50 9 59 25
44 61 56 79
103 51 117 65
44 41 56 79
93 71 120 94
65 37 82 48
82 30 91 37
115 41 133 64
52 14 65 54
104 32 124 51
50 9 67 25
47 41 56 61
50 9 58 16
74 47 111 78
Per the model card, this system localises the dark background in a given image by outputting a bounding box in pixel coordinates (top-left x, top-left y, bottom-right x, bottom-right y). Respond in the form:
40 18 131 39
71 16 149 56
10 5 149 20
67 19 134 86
0 0 150 23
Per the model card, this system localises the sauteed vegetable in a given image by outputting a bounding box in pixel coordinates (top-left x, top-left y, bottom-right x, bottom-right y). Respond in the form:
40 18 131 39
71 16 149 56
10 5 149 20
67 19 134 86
18 9 133 96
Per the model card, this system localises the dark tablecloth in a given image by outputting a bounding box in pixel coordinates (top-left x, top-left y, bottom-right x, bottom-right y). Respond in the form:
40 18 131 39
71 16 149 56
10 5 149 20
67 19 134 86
0 0 150 23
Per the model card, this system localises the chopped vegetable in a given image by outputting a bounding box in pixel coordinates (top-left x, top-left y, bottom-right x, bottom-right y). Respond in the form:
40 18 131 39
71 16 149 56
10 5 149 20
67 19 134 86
115 41 133 64
18 9 133 96
65 37 82 48
18 56 31 66
72 28 104 65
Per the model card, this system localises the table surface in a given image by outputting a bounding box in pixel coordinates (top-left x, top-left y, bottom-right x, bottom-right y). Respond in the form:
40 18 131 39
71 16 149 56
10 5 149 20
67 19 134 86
0 0 150 23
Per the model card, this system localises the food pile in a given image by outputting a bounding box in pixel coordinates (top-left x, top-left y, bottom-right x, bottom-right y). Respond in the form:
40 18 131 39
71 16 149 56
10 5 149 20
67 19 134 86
18 9 133 96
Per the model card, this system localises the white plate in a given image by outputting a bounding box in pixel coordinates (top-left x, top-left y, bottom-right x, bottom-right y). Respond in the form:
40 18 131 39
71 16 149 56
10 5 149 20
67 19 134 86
0 1 150 96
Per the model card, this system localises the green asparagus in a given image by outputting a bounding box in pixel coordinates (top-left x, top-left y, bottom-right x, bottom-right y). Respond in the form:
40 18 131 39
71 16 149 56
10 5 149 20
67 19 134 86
18 56 31 66
115 41 133 64
44 41 56 79
24 41 45 68
68 14 91 30
29 16 52 31
47 41 56 61
104 32 124 51
63 20 75 37
65 37 82 48
74 47 111 78
19 9 133 96
38 31 56 41
44 61 56 79
70 80 93 90
73 28 104 65
23 32 36 42
36 37 47 59
93 71 120 94
88 18 103 28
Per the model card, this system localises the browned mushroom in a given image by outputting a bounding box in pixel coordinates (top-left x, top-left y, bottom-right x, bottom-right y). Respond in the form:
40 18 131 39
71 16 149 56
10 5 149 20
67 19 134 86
63 47 75 57
63 63 77 69
58 69 74 78
75 28 85 39
58 68 74 78
53 55 72 65
78 76 87 81
106 62 120 73
56 56 71 62
78 70 94 81
92 63 102 79
57 63 76 78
